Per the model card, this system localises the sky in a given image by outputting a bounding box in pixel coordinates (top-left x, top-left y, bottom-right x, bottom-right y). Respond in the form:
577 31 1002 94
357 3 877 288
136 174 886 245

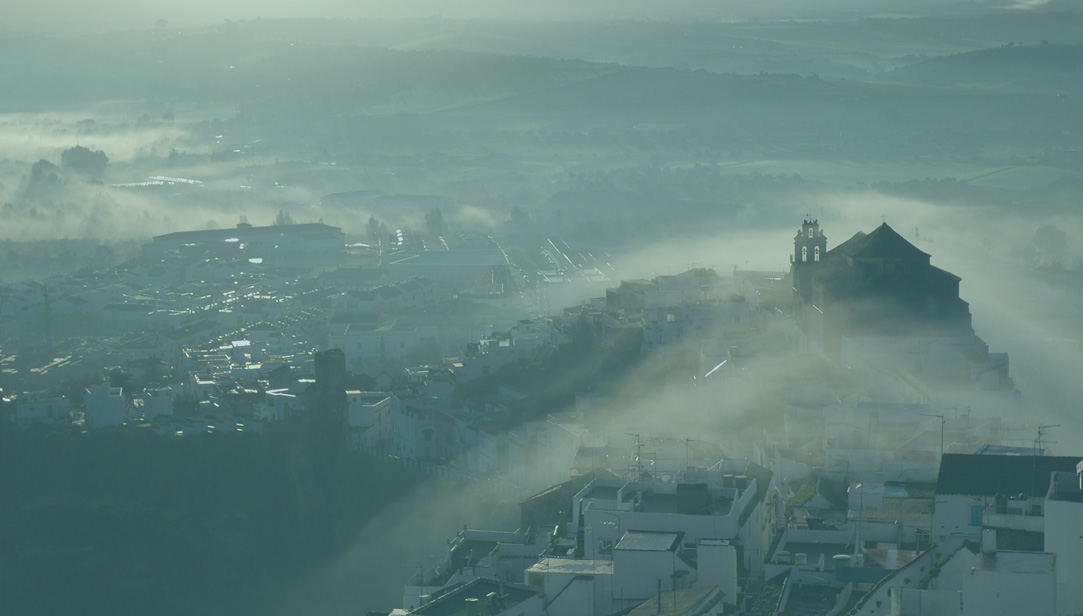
0 0 1021 35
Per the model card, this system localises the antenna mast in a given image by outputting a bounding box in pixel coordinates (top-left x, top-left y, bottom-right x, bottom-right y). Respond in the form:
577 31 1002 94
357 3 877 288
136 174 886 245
922 412 946 460
627 433 643 480
1035 424 1059 455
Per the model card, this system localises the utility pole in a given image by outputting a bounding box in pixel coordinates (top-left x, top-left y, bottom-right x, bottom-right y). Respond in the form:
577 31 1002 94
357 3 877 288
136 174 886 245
1032 424 1059 498
922 412 945 460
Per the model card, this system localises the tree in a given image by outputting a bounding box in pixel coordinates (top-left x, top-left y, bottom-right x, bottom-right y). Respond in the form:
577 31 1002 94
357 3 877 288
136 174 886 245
20 159 62 199
61 145 108 179
274 209 294 226
425 207 445 235
366 215 381 241
509 205 531 225
172 393 200 417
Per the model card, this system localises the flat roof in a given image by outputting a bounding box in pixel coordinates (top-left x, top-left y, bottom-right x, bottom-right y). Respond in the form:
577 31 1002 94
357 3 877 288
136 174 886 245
585 485 620 501
626 586 720 616
615 530 684 553
411 579 537 616
526 558 613 576
982 551 1055 574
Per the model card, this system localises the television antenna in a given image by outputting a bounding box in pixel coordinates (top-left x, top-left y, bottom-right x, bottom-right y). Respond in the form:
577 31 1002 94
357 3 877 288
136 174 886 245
1034 424 1059 455
1031 424 1059 497
626 433 643 480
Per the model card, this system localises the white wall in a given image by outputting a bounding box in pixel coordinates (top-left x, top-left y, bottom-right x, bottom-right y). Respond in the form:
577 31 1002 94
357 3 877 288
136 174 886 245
698 540 738 606
898 588 962 616
1045 498 1083 616
612 549 681 600
961 558 1056 616
934 494 993 543
84 386 126 428
542 576 595 616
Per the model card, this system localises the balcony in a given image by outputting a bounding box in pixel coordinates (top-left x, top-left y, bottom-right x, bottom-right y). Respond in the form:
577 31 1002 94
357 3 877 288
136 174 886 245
983 509 1044 533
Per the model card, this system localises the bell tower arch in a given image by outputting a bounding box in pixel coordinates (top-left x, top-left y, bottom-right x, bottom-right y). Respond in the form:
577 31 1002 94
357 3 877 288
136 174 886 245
791 218 827 305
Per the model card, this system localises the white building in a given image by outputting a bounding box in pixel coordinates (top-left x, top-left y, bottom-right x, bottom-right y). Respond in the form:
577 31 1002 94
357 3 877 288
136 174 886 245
329 320 439 370
346 390 394 430
893 541 1057 616
259 389 303 422
11 398 70 428
524 558 615 616
933 452 1082 544
612 530 695 600
84 386 126 428
572 459 776 588
402 529 548 612
142 385 183 422
1043 462 1083 616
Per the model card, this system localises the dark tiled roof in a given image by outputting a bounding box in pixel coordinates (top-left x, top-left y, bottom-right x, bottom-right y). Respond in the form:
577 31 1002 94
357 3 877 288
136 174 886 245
829 224 929 261
935 453 1082 497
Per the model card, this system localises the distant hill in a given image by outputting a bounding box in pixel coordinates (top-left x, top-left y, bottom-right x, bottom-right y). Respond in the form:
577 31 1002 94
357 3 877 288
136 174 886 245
883 43 1083 91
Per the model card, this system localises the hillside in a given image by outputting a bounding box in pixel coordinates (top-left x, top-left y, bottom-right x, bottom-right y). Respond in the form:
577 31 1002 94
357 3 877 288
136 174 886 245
0 424 439 614
883 43 1083 91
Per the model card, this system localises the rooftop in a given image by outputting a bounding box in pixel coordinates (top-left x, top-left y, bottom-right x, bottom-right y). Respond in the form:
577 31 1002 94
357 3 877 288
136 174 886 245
830 223 930 262
980 550 1055 574
525 558 613 576
626 586 721 616
409 579 538 616
154 223 342 243
936 453 1083 498
615 530 684 553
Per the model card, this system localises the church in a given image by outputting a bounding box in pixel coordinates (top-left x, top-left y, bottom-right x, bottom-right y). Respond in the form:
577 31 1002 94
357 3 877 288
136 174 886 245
786 219 1017 413
789 219 974 361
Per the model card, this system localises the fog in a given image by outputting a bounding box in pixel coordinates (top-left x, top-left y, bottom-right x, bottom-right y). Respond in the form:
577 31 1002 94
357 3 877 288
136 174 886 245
1 0 1024 34
3 2 1082 615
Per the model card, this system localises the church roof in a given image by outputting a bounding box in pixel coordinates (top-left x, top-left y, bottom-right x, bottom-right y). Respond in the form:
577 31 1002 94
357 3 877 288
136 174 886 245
829 223 930 261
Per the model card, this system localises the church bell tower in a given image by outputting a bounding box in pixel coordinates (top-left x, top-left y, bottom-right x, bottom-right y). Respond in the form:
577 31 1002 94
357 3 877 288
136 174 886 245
792 218 827 305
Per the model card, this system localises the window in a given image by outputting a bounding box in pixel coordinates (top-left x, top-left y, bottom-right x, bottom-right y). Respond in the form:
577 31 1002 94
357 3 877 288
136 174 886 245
814 246 820 262
970 504 985 526
808 228 814 238
801 246 808 262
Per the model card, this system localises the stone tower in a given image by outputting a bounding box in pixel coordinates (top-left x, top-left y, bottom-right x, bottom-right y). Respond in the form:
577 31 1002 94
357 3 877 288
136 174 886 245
792 218 826 306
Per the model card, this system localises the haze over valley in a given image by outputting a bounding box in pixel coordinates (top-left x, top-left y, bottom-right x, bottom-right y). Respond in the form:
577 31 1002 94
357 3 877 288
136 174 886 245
2 3 1082 615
